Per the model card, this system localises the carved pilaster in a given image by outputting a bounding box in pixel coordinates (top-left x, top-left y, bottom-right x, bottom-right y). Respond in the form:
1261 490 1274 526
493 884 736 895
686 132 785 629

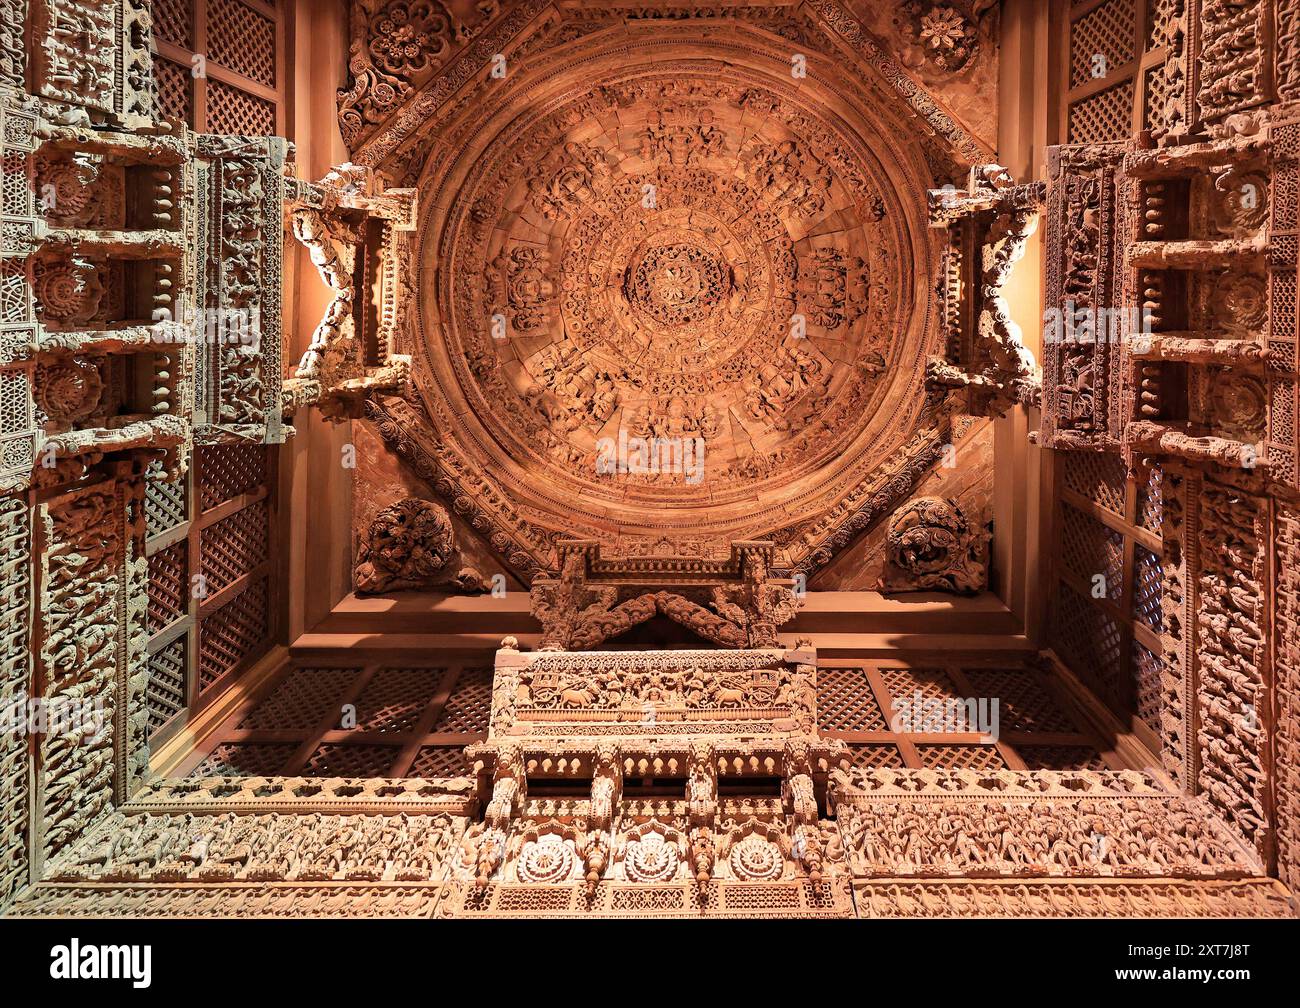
0 493 31 908
1042 144 1127 451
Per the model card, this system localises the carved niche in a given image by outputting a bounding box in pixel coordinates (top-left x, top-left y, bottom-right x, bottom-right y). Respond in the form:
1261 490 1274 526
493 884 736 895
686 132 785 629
877 495 987 594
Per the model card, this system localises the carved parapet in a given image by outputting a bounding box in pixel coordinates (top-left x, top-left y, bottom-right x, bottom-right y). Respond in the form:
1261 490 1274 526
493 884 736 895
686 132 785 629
487 646 822 741
832 768 1260 880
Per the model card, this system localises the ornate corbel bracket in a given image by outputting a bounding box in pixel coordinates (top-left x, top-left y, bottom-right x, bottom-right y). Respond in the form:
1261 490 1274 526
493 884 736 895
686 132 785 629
928 164 1046 418
284 163 417 421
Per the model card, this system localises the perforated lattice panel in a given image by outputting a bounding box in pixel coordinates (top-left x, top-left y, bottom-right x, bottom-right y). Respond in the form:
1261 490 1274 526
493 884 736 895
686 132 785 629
845 744 905 770
205 78 276 136
147 541 187 633
191 742 298 777
915 745 1008 771
354 667 441 734
1051 581 1123 702
207 0 277 87
237 666 360 730
197 443 266 510
1016 745 1108 771
877 667 961 705
1070 0 1136 87
153 57 193 127
1133 545 1164 631
199 498 268 592
1062 451 1127 513
151 0 194 48
1068 80 1136 143
144 464 186 539
817 667 887 732
431 667 492 734
410 745 471 778
198 577 269 689
1060 502 1124 600
1132 639 1164 734
961 668 1078 733
1137 463 1162 531
146 636 187 734
1143 63 1168 132
304 744 401 778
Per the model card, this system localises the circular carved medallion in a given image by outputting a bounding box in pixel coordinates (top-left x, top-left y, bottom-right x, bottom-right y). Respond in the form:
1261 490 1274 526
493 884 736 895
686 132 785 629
517 834 574 884
624 832 680 883
728 834 784 881
406 26 942 564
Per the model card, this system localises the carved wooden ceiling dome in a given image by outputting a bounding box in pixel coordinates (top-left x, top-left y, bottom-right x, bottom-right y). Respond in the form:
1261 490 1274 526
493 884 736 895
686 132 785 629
386 19 965 573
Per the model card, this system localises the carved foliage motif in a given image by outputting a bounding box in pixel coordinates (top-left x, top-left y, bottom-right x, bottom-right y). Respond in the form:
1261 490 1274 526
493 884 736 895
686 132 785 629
38 486 120 862
353 495 482 593
336 0 499 147
878 495 987 593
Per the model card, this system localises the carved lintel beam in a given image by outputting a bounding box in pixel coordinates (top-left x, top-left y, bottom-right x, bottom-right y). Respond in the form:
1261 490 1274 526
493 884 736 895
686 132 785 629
1124 136 1271 177
1126 420 1269 470
39 229 184 259
33 124 189 165
1127 333 1268 363
44 414 188 458
1127 236 1268 270
35 322 192 354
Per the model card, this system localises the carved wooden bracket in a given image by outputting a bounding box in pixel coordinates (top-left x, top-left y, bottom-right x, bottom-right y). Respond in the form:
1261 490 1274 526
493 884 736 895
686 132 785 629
284 163 415 421
529 539 801 651
927 164 1046 419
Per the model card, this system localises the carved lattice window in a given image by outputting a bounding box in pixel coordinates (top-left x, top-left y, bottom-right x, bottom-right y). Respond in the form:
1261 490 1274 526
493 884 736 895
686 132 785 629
184 662 492 778
814 659 1115 771
150 0 288 136
143 444 277 743
1049 451 1165 744
1058 0 1173 143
